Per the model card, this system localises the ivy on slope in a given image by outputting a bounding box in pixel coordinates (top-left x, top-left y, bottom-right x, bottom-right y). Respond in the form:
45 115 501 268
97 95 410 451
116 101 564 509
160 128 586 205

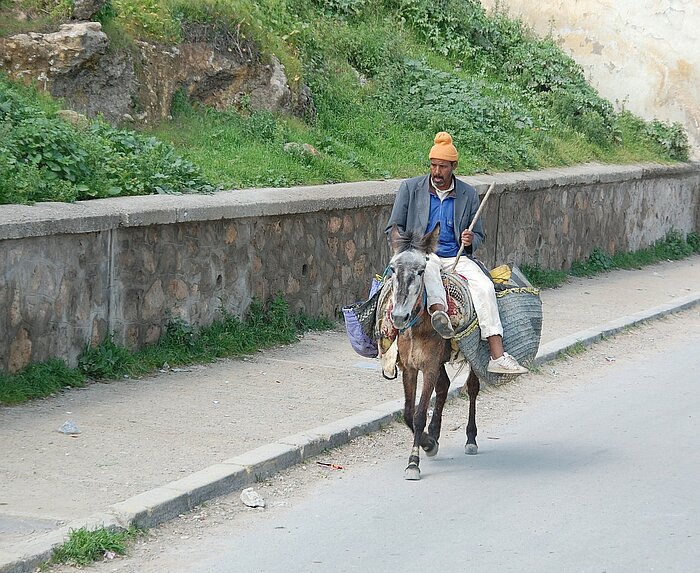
381 0 616 145
301 0 689 163
376 60 539 171
0 75 218 205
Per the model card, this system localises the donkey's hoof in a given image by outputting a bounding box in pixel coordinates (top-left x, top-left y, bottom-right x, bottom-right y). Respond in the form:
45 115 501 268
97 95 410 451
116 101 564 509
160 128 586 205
404 465 421 480
423 442 439 457
464 443 478 455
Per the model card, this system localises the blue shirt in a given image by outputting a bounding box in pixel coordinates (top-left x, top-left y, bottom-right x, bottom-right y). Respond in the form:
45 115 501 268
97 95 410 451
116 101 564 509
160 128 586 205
426 191 461 258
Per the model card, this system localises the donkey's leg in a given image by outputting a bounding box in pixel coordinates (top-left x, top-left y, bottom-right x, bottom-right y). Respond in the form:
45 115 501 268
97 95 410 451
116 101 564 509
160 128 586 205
416 369 441 455
465 371 480 455
424 364 450 457
403 368 422 480
402 367 418 434
405 371 437 480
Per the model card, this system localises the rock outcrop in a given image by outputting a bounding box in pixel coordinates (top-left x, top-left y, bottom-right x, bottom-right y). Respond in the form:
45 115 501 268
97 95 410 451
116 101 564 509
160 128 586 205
71 0 107 21
0 22 109 78
0 21 314 124
135 41 295 122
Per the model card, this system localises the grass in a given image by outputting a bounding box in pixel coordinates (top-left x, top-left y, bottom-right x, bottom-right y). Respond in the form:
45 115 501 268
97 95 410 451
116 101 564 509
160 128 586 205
47 526 143 567
558 341 587 359
139 0 689 188
518 264 568 290
0 359 86 405
0 295 333 406
148 69 685 191
522 230 700 289
1 0 692 203
152 92 422 189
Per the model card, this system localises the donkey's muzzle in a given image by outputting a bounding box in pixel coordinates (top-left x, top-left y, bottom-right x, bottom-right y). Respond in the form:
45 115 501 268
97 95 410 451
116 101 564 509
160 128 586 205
391 309 410 329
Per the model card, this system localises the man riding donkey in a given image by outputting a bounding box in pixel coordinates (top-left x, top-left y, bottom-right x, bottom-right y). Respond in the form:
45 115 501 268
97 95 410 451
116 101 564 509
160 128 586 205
386 131 528 375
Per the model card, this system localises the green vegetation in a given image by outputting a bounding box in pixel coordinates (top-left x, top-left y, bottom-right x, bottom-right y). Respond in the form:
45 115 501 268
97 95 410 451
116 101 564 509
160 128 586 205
0 295 333 405
522 230 700 289
558 340 586 358
149 0 690 188
0 75 218 204
0 359 85 404
518 264 568 290
48 526 143 567
0 0 691 203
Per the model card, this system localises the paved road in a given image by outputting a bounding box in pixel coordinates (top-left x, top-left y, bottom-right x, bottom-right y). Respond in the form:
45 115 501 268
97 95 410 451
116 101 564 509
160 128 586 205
146 318 700 573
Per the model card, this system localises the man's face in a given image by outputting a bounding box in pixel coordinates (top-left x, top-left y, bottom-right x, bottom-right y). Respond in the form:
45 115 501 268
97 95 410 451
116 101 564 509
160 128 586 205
429 159 456 190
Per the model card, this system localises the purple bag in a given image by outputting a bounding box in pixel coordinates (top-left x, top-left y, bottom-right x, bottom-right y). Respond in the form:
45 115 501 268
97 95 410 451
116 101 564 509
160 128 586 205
342 306 378 358
342 276 384 358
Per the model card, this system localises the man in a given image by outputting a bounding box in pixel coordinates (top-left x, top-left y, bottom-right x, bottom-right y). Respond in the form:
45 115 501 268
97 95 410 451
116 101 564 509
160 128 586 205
385 131 528 375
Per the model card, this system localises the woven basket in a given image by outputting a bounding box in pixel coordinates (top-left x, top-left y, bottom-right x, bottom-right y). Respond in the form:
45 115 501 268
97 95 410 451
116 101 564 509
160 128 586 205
455 286 542 385
443 272 475 328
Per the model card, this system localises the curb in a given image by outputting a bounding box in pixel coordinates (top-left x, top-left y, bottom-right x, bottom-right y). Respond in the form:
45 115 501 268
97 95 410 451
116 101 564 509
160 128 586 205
533 292 700 365
2 292 698 573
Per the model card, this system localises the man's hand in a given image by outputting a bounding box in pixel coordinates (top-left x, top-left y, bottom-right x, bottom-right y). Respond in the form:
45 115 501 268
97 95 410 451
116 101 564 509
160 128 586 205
461 229 474 247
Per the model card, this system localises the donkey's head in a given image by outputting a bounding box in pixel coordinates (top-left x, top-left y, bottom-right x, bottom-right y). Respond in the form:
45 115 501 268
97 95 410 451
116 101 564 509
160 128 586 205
388 224 440 330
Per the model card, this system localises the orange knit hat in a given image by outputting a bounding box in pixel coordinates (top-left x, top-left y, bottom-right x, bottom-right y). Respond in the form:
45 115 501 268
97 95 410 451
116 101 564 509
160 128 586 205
429 131 459 162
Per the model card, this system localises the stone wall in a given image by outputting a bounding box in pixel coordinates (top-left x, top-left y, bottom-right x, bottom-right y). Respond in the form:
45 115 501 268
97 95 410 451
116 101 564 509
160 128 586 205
1 163 698 373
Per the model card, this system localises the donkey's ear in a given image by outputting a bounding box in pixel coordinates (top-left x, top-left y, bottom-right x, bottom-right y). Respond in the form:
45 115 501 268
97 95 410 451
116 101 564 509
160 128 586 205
388 224 402 254
421 223 440 254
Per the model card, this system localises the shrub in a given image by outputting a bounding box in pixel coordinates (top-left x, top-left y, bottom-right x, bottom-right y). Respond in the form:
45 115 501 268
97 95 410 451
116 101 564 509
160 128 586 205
653 229 693 260
570 247 614 276
162 316 196 349
0 74 218 204
388 0 481 62
375 59 538 170
644 120 689 161
688 232 700 253
312 0 371 18
78 336 135 379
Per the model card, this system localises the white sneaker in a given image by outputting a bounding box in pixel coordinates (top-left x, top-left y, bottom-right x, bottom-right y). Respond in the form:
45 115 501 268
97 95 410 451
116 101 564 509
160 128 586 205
487 352 528 375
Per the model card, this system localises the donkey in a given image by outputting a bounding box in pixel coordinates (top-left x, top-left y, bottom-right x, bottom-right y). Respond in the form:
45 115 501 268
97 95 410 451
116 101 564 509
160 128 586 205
388 224 480 480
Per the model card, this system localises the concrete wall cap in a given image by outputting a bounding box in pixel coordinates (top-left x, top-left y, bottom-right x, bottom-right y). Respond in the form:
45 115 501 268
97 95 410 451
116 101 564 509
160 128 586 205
1 163 697 240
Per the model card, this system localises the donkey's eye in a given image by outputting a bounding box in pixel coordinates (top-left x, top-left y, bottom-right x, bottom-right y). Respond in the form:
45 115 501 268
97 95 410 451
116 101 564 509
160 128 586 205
417 269 424 277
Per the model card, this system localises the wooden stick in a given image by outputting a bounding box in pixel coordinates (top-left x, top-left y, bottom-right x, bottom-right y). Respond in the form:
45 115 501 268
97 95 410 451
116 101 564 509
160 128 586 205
449 181 496 272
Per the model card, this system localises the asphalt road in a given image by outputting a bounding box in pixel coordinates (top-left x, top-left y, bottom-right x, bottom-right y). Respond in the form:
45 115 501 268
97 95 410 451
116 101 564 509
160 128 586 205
166 320 700 573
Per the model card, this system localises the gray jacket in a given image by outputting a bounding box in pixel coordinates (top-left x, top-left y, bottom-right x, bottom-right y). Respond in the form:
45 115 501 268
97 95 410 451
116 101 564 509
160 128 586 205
385 174 485 255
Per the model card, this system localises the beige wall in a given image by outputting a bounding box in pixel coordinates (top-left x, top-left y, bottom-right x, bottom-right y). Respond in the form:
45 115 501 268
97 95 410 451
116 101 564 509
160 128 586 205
482 0 700 158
